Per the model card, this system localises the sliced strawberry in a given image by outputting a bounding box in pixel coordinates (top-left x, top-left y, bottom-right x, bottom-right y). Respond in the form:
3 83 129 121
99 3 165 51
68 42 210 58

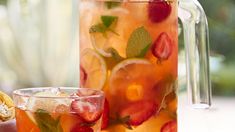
148 0 172 23
101 99 109 130
70 125 94 132
80 65 87 87
161 120 177 132
71 100 102 123
119 100 158 126
152 32 173 61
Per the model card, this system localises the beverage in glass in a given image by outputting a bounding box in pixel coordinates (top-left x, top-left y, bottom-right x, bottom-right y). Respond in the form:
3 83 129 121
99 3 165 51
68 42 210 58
13 87 104 132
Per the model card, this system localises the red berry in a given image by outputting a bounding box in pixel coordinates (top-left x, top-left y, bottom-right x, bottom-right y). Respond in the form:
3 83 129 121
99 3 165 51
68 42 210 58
119 100 158 126
101 99 109 130
80 66 87 87
71 125 94 132
152 32 173 61
161 120 177 132
71 100 102 123
148 0 172 23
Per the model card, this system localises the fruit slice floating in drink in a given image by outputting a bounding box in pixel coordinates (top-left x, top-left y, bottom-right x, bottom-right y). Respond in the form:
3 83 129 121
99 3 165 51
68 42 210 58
148 0 172 23
119 100 158 126
80 49 107 89
161 120 177 132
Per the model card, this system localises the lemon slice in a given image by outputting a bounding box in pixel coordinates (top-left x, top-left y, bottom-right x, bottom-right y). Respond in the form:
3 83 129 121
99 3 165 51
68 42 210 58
109 59 159 102
90 33 112 57
0 91 14 108
80 48 107 90
25 111 37 124
0 91 15 121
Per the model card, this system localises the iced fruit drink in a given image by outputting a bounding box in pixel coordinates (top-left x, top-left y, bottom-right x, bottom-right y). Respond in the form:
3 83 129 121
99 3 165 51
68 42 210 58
13 87 105 132
79 0 178 131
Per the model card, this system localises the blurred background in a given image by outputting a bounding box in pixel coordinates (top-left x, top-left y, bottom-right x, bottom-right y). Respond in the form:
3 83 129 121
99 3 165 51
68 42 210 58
0 0 78 95
0 0 234 98
179 0 235 97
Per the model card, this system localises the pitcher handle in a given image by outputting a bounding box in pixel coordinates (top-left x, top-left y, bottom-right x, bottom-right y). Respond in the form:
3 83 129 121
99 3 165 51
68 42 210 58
178 0 211 108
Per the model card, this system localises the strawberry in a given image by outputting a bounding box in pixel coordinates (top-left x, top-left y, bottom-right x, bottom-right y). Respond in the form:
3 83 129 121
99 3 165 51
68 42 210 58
70 125 94 132
161 120 177 132
152 32 173 61
71 100 102 123
148 0 172 23
119 100 158 126
101 99 109 130
80 66 87 87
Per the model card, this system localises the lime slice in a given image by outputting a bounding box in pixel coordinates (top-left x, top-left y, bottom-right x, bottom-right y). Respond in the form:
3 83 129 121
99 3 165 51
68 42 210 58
81 49 107 90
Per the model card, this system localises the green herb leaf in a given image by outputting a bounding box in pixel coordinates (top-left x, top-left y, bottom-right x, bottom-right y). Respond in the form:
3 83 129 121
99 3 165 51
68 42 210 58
89 24 107 33
138 44 151 57
105 1 121 9
89 15 119 36
106 48 124 62
35 109 63 132
126 26 152 58
101 16 118 28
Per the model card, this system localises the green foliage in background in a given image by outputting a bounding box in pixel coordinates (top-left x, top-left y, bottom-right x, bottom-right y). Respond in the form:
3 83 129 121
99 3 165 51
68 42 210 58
200 0 235 95
0 0 6 5
199 0 235 63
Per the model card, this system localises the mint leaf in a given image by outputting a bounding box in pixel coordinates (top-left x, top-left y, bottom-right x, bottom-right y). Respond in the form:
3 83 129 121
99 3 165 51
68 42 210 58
35 109 63 132
105 1 121 9
126 26 152 58
89 15 118 36
101 16 118 28
138 44 151 57
89 24 107 33
106 48 124 61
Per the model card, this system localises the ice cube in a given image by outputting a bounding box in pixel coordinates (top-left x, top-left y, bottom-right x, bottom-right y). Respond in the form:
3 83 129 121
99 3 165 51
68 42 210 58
26 88 70 113
43 87 62 95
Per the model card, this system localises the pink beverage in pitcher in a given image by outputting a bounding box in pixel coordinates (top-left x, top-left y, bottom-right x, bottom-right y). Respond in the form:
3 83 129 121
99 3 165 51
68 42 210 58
80 0 177 131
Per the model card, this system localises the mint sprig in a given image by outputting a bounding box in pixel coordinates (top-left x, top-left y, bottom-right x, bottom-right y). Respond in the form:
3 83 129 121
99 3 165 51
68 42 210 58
105 1 121 9
89 15 118 36
35 109 63 132
101 16 118 27
106 48 124 62
126 26 152 58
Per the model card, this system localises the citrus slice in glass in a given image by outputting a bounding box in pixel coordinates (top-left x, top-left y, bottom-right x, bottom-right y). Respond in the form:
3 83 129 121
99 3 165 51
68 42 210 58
90 33 112 57
16 110 40 132
80 48 107 90
25 89 70 125
26 88 69 113
109 59 159 102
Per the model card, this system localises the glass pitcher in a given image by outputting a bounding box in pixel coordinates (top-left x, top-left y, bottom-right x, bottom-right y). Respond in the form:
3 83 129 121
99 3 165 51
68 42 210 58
79 0 211 131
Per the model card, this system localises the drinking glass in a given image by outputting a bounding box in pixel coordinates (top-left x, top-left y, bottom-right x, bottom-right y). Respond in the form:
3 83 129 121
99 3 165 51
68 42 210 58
13 87 105 132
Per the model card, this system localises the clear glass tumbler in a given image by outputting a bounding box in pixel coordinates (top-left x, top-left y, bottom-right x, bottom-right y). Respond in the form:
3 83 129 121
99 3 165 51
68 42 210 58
13 87 105 132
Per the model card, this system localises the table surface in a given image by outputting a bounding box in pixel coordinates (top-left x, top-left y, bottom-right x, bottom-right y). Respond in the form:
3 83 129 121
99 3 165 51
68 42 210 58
178 93 235 132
